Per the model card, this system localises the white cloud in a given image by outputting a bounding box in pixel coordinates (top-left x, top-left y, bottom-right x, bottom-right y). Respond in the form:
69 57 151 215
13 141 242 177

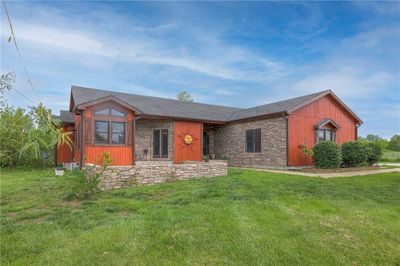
0 17 284 82
12 23 117 57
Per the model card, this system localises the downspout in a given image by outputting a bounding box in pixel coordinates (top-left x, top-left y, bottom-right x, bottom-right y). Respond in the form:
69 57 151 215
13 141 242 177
282 112 289 167
79 110 84 169
132 116 143 165
355 123 360 141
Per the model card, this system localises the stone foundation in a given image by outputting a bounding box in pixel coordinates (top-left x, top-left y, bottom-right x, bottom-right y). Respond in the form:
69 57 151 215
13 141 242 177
87 160 228 190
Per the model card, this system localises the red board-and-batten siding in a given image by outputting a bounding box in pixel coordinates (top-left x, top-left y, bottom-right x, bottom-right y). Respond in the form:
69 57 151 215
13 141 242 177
288 95 358 166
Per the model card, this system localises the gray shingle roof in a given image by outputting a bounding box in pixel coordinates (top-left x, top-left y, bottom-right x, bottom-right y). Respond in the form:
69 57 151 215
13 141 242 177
57 110 74 123
69 86 346 123
71 86 242 122
228 90 329 121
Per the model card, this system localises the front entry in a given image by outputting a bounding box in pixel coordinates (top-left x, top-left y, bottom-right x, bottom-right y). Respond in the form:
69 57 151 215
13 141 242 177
173 121 202 163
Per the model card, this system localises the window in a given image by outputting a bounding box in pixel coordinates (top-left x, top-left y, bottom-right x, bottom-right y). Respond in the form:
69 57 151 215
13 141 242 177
153 129 168 158
245 129 261 153
94 108 109 116
110 108 125 117
94 121 126 145
111 122 125 144
95 121 109 144
94 107 126 117
318 129 333 143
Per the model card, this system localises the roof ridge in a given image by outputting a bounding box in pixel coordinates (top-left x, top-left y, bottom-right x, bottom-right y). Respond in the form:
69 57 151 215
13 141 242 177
71 85 242 111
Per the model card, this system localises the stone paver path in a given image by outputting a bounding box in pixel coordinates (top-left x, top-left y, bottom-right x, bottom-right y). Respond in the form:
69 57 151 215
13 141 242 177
234 167 400 179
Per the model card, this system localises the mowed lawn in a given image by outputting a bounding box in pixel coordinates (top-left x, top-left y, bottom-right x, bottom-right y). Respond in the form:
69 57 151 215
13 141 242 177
1 169 399 265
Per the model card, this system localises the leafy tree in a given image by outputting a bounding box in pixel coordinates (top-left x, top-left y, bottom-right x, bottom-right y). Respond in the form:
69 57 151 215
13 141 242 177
0 106 33 167
21 103 73 159
358 134 388 150
0 72 15 105
388 135 400 151
177 91 193 102
0 105 72 168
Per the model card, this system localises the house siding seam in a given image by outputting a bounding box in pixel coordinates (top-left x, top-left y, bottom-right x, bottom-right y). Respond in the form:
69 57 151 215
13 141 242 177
213 116 287 167
135 120 174 161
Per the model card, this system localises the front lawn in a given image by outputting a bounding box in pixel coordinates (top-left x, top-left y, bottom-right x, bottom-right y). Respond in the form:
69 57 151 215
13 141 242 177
1 168 399 265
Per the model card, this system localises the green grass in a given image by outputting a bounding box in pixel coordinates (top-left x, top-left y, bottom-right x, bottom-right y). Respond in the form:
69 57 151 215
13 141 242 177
1 168 399 265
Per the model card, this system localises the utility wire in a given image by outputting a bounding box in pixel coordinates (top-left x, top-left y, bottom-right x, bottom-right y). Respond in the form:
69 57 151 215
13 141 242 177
11 87 37 105
2 0 41 104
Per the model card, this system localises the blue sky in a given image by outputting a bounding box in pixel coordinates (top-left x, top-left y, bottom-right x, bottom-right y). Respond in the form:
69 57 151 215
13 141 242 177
1 1 399 138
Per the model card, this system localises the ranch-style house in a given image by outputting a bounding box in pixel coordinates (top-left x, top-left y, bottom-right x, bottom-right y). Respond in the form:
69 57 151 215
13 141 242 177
55 86 362 168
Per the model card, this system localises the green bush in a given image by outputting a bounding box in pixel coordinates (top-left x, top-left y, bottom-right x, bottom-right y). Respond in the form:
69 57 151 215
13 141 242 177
388 135 400 151
70 167 101 200
312 141 342 169
69 152 112 200
364 142 383 165
341 141 368 167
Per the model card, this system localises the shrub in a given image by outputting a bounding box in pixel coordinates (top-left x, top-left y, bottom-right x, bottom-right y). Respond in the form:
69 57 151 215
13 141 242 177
312 141 342 169
69 152 112 200
70 166 102 200
341 141 368 167
364 142 383 165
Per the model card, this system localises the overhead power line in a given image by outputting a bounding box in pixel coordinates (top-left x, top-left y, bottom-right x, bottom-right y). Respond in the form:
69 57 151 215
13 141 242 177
11 87 37 105
2 0 41 104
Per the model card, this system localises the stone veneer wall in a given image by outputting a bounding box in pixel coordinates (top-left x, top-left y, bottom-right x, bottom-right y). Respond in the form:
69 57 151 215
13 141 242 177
135 119 174 161
89 161 228 190
213 116 287 167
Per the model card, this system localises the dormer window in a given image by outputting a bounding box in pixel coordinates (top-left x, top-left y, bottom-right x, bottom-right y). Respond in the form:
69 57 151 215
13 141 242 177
315 118 340 144
94 107 126 117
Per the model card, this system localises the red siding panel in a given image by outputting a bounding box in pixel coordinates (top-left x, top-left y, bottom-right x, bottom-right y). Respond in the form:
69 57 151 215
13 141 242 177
288 95 357 166
56 125 74 164
85 146 133 165
174 121 202 163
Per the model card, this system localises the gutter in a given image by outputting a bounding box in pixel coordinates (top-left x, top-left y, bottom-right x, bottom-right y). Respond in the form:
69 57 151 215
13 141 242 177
78 110 84 169
282 112 289 167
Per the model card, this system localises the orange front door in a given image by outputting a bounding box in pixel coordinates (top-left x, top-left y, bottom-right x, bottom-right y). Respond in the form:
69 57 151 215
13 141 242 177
173 121 202 163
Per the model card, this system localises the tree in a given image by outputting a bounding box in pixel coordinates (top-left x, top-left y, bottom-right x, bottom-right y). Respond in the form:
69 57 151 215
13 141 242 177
0 104 73 168
388 135 400 151
0 106 33 167
358 134 388 150
177 91 193 102
0 72 15 105
21 103 73 159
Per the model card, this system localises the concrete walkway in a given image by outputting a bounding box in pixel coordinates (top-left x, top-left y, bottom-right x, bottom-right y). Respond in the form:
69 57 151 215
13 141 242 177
234 167 400 179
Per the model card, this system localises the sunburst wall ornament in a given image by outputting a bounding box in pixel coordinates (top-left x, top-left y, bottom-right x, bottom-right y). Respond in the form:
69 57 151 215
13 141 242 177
177 130 198 151
184 134 193 145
